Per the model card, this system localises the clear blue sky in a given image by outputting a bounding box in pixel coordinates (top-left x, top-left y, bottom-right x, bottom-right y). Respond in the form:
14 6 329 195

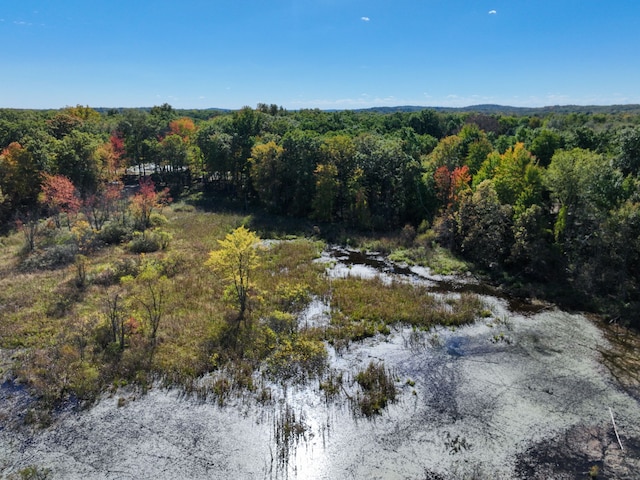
2 0 640 110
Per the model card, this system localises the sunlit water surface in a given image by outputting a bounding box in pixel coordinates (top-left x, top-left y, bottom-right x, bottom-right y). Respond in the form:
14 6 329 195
1 247 639 479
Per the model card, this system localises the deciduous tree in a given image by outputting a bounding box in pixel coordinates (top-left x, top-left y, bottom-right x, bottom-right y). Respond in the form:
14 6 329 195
0 142 41 212
249 141 285 212
206 226 261 323
40 173 81 228
129 177 171 230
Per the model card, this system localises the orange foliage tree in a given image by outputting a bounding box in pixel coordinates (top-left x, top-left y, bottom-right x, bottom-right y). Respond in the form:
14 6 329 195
434 165 471 209
40 173 81 228
129 177 171 230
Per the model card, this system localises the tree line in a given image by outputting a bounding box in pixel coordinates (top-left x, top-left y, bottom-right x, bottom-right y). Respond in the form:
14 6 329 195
2 103 640 326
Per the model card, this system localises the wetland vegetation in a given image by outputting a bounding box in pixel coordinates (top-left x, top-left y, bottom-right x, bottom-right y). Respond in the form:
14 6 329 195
1 104 640 478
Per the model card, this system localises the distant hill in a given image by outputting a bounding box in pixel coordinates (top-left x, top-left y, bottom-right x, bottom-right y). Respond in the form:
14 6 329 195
35 104 640 116
353 104 640 115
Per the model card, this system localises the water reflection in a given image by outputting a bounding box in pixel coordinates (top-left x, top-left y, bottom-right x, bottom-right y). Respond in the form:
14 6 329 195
2 247 639 479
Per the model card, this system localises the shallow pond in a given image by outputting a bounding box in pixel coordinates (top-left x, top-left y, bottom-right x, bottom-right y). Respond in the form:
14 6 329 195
1 247 639 479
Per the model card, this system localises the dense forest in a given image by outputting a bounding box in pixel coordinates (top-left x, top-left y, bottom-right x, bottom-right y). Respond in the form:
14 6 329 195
2 102 640 331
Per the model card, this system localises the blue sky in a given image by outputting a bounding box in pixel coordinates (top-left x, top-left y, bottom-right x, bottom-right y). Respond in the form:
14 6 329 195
2 0 640 110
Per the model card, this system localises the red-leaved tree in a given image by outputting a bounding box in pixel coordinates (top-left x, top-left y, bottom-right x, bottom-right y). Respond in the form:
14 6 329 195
130 177 171 230
450 165 472 205
434 165 471 209
40 173 81 228
434 165 452 207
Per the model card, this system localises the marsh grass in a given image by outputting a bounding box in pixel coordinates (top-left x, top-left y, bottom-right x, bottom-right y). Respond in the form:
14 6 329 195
351 229 469 275
327 277 484 347
354 361 398 416
1 205 482 412
273 403 308 470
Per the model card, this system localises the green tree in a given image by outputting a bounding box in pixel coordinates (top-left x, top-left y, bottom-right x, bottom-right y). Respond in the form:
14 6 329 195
457 123 491 173
279 129 322 216
206 226 262 323
546 148 624 240
545 148 626 308
230 107 264 191
508 204 556 281
249 141 285 212
196 118 234 187
602 200 640 324
118 109 162 174
456 180 512 270
529 128 563 167
122 260 170 348
408 109 443 138
480 143 543 215
311 163 339 222
159 133 190 188
615 126 640 176
425 135 464 170
321 134 357 221
54 130 102 197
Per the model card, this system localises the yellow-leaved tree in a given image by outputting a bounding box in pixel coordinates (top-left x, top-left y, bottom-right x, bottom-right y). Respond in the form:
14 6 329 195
206 226 261 324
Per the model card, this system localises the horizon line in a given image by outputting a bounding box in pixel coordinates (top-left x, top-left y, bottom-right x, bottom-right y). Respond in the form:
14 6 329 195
3 102 640 112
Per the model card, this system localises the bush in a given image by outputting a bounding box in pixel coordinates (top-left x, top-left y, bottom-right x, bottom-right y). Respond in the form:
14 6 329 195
400 223 417 246
265 310 297 335
149 212 169 227
97 221 132 245
275 283 310 312
20 244 78 271
172 202 196 213
14 465 52 480
159 251 189 277
94 256 141 286
267 337 327 380
127 230 171 253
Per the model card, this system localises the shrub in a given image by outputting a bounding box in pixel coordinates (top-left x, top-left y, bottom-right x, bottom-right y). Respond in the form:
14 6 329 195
97 221 132 245
140 230 170 252
264 310 297 335
319 370 343 400
20 244 78 271
275 283 310 312
149 212 168 227
127 230 171 253
94 257 141 286
71 220 97 253
267 337 327 380
15 465 52 480
400 223 417 246
159 251 189 277
172 202 196 213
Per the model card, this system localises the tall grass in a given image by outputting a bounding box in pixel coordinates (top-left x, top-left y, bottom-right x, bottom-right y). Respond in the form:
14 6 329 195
1 205 483 412
327 277 484 346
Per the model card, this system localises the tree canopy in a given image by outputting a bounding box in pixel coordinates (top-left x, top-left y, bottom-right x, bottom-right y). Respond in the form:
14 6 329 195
2 103 640 326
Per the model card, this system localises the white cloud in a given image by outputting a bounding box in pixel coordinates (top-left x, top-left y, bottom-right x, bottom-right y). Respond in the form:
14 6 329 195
488 10 497 15
361 16 370 22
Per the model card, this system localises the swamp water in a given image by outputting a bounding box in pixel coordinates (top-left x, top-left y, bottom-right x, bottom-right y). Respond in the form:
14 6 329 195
1 247 639 479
